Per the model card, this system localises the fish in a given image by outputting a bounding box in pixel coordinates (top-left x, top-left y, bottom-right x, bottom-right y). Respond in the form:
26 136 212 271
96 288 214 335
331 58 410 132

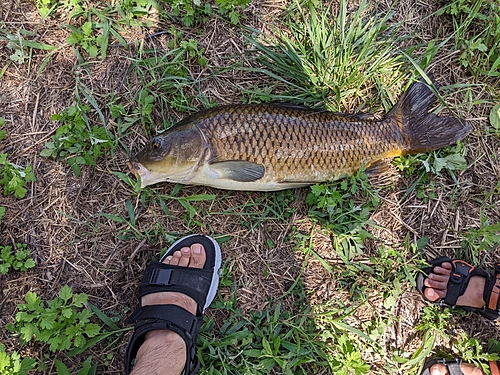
127 79 471 191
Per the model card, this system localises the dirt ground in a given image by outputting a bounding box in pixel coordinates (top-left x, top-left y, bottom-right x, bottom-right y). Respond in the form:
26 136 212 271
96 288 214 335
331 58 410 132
1 0 499 374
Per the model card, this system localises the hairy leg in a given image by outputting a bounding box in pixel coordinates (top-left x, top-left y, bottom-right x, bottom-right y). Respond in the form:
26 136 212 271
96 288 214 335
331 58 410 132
131 244 205 375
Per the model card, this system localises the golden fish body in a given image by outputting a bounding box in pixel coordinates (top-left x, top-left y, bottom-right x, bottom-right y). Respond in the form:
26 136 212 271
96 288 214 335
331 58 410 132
129 80 470 191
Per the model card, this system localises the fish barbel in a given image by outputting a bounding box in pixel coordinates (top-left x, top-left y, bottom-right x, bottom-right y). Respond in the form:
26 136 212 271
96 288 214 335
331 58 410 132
128 79 471 191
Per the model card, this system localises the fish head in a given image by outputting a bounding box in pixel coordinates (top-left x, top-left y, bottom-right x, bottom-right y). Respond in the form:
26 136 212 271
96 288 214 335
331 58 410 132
128 128 204 188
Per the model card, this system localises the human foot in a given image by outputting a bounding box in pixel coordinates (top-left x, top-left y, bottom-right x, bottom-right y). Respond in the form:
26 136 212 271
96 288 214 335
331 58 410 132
422 358 500 375
131 244 206 375
140 243 206 315
125 234 222 375
428 362 484 375
416 257 500 320
423 261 486 309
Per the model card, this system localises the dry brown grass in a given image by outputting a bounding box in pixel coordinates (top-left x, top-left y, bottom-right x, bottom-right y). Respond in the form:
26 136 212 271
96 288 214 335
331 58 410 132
1 0 499 374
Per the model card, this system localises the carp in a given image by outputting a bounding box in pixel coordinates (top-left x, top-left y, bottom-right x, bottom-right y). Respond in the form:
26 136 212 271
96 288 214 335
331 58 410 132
128 79 471 191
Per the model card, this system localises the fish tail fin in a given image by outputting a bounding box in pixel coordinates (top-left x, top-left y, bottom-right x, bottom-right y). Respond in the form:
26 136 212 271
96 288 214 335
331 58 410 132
388 78 471 155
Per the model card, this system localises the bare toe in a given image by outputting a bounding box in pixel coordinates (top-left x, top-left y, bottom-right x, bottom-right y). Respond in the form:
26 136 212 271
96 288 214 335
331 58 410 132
189 244 206 268
177 247 191 267
424 287 445 301
167 251 182 266
430 364 447 375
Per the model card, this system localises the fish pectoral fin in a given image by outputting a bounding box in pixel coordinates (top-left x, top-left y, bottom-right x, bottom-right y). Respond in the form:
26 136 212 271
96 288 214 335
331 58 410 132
365 160 391 176
209 161 265 182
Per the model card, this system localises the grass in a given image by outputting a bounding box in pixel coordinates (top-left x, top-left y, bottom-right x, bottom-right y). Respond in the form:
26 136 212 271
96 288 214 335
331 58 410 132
244 0 410 112
437 0 500 78
1 0 499 373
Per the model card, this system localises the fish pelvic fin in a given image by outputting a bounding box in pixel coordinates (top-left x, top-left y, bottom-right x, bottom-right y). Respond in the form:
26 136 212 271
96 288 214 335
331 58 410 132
388 78 471 155
209 160 265 182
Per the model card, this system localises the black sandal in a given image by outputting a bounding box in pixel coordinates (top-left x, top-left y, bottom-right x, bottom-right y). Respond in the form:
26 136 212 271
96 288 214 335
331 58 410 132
421 358 500 375
124 234 222 375
416 257 500 320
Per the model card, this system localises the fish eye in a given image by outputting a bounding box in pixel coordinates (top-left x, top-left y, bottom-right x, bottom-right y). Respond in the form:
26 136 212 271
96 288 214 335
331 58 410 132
151 138 161 149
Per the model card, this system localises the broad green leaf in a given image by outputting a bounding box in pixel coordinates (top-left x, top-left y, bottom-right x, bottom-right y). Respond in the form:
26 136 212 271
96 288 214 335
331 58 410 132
84 323 101 337
25 291 40 307
72 293 88 307
87 44 98 58
20 324 37 343
55 359 71 375
490 104 500 131
59 285 73 302
82 22 93 36
67 32 82 45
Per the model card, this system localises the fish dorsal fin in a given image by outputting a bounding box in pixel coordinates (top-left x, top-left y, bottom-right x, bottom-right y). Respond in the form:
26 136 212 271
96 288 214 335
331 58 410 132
269 103 325 111
209 161 265 182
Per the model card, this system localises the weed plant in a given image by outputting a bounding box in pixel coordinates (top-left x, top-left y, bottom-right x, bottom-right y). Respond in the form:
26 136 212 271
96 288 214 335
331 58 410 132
305 168 381 262
0 155 36 198
0 119 36 198
452 334 500 373
6 286 101 351
0 244 36 275
55 356 97 375
437 0 500 77
458 212 500 264
159 0 251 26
41 104 114 176
245 0 409 112
38 0 159 58
0 343 36 375
129 33 209 133
393 142 469 204
0 28 57 73
199 298 334 374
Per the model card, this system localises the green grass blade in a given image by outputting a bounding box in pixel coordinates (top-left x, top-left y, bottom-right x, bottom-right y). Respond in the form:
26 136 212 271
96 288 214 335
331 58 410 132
88 302 120 331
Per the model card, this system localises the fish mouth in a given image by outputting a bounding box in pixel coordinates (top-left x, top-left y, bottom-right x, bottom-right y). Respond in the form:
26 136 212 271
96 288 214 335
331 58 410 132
127 160 150 188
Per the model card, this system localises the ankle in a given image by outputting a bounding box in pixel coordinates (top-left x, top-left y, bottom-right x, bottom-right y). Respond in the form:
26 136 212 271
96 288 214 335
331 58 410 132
132 331 186 375
461 363 484 375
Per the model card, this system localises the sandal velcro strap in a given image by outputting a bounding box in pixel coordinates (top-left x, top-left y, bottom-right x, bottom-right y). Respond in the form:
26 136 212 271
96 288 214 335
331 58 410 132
125 305 202 375
444 260 475 306
481 264 500 320
139 262 215 312
486 264 500 311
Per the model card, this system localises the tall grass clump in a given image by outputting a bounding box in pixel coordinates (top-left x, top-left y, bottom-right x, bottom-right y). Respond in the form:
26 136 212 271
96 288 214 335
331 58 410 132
437 0 500 78
245 0 410 112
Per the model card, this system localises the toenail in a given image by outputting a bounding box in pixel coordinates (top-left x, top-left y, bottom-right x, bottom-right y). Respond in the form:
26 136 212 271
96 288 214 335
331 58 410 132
166 256 173 261
192 244 202 254
182 247 190 253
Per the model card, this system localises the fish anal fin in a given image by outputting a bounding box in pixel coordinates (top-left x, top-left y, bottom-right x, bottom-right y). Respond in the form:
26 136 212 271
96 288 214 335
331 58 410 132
365 160 391 177
209 161 265 182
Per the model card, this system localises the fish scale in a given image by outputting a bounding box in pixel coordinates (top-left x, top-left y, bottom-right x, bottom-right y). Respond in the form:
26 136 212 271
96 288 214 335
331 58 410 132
198 105 402 182
128 79 471 191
